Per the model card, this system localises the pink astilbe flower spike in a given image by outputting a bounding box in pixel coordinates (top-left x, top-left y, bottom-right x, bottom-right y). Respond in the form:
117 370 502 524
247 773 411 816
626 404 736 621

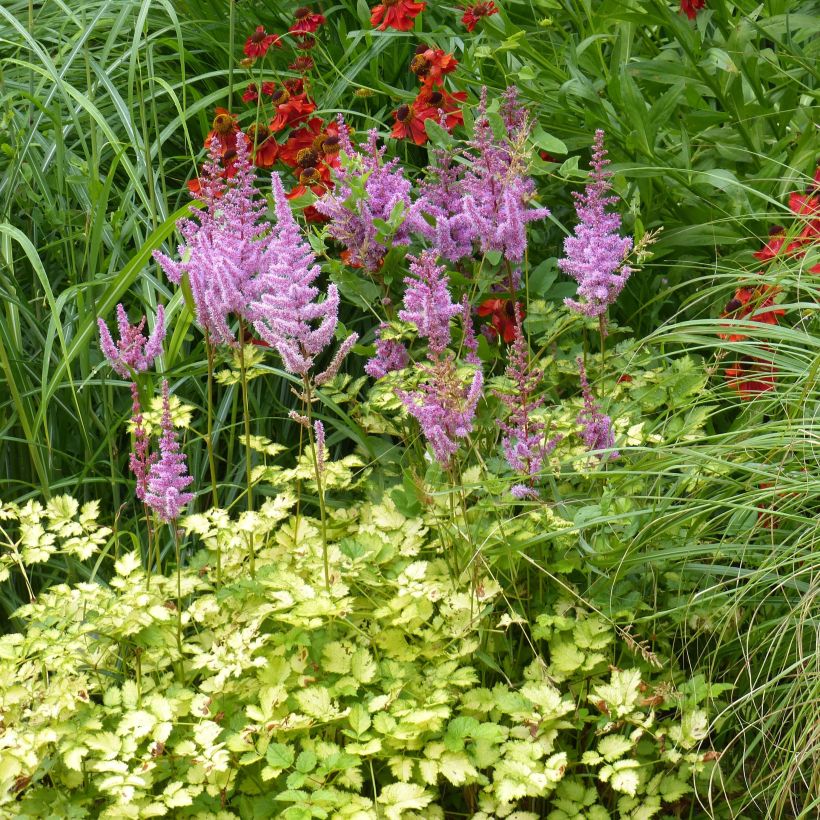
397 357 483 467
398 251 461 356
153 134 269 346
495 305 561 494
98 304 165 378
577 357 618 460
559 130 633 319
365 324 410 379
251 174 347 375
315 119 432 271
128 382 157 502
145 380 194 522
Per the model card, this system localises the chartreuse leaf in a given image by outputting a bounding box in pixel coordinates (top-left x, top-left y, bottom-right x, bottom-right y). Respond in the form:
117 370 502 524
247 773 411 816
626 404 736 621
377 783 434 819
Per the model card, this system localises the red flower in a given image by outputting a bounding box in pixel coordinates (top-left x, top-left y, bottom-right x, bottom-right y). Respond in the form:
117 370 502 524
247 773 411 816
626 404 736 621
461 1 498 32
477 299 523 344
294 33 317 50
391 102 429 146
269 88 317 132
416 87 466 130
410 46 458 88
242 83 259 104
204 108 249 158
679 0 706 20
290 7 326 35
371 0 425 32
243 26 281 59
261 82 276 97
719 284 784 342
290 55 315 73
725 358 777 400
789 190 820 216
246 122 279 168
278 118 326 167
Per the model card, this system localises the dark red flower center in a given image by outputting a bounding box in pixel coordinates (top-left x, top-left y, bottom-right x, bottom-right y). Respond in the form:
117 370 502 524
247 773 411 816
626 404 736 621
250 27 267 44
396 104 411 122
271 88 291 105
295 6 311 18
212 113 234 134
299 167 320 185
427 91 443 106
410 55 430 76
322 135 340 154
725 298 742 313
296 147 319 167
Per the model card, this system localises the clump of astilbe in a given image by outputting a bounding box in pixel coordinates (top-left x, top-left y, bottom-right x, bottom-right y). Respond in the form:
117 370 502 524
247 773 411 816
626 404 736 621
397 358 484 467
153 135 268 346
315 117 431 271
395 250 483 466
577 357 618 460
251 174 355 375
398 250 462 355
98 304 165 378
459 86 550 264
128 383 156 503
495 305 561 498
559 129 633 320
144 380 194 522
365 324 410 379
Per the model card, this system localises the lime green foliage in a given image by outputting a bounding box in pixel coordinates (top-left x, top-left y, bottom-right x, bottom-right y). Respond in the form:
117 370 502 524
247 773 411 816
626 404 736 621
1 492 718 818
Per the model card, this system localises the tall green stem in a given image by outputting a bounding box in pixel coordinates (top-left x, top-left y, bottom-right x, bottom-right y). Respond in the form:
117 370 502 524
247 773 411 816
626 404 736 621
172 523 183 675
227 0 235 111
238 322 255 577
205 335 220 586
303 377 329 591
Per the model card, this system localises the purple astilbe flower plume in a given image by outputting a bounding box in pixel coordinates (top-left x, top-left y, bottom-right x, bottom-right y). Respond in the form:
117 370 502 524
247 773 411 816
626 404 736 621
251 174 343 375
315 119 431 271
98 304 165 378
459 86 550 263
128 382 157 502
398 251 461 356
153 134 269 346
460 295 481 365
145 380 194 522
577 357 618 460
365 324 410 379
559 130 633 319
397 357 484 467
494 305 561 494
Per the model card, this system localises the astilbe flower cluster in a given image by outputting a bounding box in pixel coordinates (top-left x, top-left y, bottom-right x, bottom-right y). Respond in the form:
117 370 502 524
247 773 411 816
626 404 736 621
154 135 269 346
365 324 410 379
98 304 165 378
577 358 618 460
144 380 194 522
316 120 431 271
395 251 483 465
251 174 348 375
559 129 633 319
128 383 156 503
495 306 561 497
398 251 462 355
421 87 549 264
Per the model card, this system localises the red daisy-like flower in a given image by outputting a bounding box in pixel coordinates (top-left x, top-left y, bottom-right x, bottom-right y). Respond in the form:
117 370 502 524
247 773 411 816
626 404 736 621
410 45 458 88
278 117 326 167
477 299 523 344
243 26 281 59
391 102 429 146
290 7 326 35
269 88 317 133
719 284 785 342
725 358 777 400
371 0 426 32
679 0 706 20
242 83 259 104
416 87 466 130
204 108 250 158
461 1 498 32
246 122 279 168
261 82 276 97
290 55 315 73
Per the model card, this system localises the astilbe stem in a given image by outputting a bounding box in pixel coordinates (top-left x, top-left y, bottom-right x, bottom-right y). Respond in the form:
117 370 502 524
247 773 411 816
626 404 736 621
239 321 255 578
577 357 618 461
494 306 561 497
